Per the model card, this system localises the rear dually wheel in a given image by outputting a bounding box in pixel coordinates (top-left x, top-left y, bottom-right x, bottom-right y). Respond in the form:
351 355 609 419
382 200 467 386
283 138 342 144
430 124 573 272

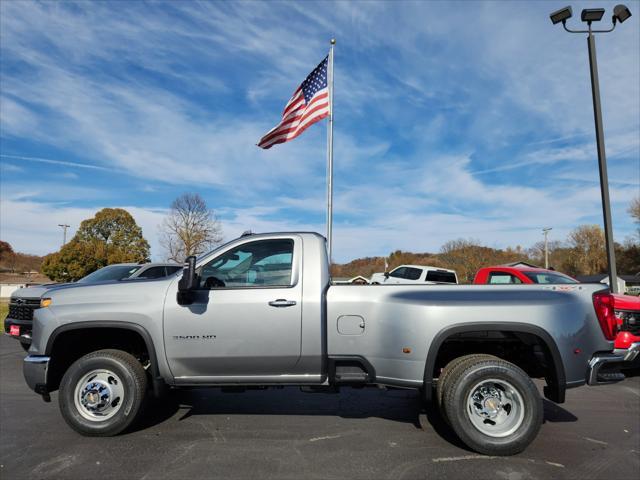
442 357 542 456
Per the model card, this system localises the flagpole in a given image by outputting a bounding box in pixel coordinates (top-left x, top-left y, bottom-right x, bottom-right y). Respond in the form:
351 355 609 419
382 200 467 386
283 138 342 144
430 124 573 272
327 38 335 265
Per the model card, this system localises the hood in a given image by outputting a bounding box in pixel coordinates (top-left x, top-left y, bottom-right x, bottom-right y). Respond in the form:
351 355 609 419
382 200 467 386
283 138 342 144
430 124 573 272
45 276 176 295
10 283 66 300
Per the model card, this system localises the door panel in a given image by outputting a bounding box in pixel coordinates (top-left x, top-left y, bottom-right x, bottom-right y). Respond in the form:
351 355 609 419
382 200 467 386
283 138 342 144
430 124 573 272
163 236 303 379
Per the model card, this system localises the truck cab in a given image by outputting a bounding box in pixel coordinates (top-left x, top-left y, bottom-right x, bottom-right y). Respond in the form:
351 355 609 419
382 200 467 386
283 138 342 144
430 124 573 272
370 265 458 285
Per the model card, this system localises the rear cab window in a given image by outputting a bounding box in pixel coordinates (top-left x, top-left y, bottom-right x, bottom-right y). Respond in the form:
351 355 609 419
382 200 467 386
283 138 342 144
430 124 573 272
426 270 457 283
523 272 577 284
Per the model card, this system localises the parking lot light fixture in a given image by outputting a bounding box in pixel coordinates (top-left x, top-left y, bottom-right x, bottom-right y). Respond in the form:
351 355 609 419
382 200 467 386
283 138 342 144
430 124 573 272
581 8 605 23
550 6 573 24
613 4 632 24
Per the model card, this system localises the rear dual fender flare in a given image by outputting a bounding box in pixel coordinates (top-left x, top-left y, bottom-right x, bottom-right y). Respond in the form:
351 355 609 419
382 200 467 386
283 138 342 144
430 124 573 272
45 321 164 393
423 322 567 403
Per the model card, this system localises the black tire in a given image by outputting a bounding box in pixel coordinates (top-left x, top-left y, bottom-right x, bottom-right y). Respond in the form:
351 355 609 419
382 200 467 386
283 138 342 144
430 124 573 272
59 349 147 436
436 354 498 413
442 357 542 456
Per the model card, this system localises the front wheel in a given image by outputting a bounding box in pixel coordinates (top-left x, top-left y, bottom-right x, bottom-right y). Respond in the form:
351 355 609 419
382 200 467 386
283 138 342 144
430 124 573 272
59 349 147 436
442 357 542 456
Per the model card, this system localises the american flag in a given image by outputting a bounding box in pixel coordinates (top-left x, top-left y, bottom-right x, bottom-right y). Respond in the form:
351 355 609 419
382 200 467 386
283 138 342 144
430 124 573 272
257 56 329 149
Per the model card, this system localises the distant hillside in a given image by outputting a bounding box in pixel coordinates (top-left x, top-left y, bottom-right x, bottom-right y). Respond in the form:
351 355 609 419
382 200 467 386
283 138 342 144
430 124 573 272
0 240 46 279
331 243 529 284
331 250 443 280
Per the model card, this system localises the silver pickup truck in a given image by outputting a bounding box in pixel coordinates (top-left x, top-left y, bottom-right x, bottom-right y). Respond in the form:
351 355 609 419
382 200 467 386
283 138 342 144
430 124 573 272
16 232 639 455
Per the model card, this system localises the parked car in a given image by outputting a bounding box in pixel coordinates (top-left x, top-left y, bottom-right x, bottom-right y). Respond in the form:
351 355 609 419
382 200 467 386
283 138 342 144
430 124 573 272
474 265 640 354
13 232 639 456
370 265 458 285
4 262 182 350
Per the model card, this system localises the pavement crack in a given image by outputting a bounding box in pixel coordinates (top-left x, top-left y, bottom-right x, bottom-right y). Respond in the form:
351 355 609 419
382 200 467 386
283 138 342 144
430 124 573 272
309 433 342 442
583 436 608 446
432 455 497 462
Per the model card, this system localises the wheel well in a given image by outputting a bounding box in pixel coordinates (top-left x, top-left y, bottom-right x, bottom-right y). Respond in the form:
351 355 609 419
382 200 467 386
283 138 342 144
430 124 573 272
426 327 565 404
46 328 150 392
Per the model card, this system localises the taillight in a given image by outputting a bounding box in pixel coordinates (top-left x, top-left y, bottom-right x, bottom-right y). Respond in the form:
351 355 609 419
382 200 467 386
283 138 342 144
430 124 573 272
9 325 20 336
593 292 619 341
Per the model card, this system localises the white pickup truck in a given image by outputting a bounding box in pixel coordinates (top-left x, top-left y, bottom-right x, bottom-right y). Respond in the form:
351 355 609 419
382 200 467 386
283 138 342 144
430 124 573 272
370 265 458 285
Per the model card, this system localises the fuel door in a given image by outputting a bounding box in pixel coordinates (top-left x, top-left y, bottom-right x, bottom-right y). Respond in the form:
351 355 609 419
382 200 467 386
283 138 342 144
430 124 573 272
337 315 365 335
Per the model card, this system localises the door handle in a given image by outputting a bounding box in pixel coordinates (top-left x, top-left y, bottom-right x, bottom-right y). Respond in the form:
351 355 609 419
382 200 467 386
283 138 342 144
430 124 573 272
268 299 297 307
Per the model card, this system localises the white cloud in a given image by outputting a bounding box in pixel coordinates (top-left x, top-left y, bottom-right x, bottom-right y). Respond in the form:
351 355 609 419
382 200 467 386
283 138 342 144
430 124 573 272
0 194 167 259
0 97 39 137
1 0 638 265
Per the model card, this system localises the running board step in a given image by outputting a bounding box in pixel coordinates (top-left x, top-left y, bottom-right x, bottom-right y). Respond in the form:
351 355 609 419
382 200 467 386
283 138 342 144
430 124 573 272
334 365 369 384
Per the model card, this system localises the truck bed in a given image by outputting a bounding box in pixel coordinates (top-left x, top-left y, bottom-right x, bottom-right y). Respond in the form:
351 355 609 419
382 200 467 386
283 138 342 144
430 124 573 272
326 283 610 388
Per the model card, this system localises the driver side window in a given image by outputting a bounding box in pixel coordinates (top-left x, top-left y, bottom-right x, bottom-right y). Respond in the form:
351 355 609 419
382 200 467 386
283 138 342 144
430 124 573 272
199 239 294 289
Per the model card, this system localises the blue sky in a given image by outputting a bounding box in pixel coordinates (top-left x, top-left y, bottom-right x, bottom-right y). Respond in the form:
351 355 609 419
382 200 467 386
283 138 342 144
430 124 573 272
1 0 638 263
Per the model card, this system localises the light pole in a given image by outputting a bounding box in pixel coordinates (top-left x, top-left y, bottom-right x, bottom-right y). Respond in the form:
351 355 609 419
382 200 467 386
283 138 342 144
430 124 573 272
549 4 632 293
542 227 552 269
58 224 70 246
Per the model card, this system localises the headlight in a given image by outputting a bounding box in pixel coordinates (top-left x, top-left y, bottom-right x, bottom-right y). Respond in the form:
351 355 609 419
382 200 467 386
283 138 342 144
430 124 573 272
40 298 52 308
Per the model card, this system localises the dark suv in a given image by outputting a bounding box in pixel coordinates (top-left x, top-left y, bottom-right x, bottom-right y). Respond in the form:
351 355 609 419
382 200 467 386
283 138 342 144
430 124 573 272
4 262 182 350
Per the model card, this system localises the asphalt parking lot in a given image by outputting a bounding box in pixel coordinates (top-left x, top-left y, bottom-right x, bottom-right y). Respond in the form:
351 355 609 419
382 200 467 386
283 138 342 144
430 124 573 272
1 334 638 480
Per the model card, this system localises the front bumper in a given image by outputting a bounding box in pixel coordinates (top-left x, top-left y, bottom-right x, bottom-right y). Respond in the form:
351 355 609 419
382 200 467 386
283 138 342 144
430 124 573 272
23 355 50 396
4 317 33 346
587 342 640 385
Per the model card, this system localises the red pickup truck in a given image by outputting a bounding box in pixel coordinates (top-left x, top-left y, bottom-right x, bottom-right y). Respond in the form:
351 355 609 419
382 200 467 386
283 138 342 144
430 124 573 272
474 265 640 351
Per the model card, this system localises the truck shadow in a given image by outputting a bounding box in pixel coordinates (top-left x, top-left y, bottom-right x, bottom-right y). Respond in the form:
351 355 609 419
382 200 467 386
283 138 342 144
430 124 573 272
543 399 578 422
135 387 424 432
133 387 578 444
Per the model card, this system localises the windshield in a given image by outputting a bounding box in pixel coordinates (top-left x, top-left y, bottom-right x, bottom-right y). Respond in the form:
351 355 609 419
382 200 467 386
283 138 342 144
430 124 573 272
77 265 142 283
523 271 578 284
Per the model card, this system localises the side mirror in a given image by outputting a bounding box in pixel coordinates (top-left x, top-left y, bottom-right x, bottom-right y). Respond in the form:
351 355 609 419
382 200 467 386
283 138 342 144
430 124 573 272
177 255 197 305
384 272 390 278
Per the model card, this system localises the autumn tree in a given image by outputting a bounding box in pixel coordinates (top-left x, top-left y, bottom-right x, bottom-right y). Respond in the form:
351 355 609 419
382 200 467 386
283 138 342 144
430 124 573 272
616 241 640 275
0 241 16 271
628 196 640 243
41 208 150 281
160 193 223 262
438 240 503 283
0 241 44 274
561 225 607 276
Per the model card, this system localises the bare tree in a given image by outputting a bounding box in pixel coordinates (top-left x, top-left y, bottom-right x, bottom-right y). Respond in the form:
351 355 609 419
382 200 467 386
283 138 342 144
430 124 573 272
630 196 640 224
160 193 223 262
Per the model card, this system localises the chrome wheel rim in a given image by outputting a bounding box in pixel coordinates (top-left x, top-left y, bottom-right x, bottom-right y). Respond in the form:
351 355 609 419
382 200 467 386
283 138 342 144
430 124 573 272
466 378 525 438
74 369 125 422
